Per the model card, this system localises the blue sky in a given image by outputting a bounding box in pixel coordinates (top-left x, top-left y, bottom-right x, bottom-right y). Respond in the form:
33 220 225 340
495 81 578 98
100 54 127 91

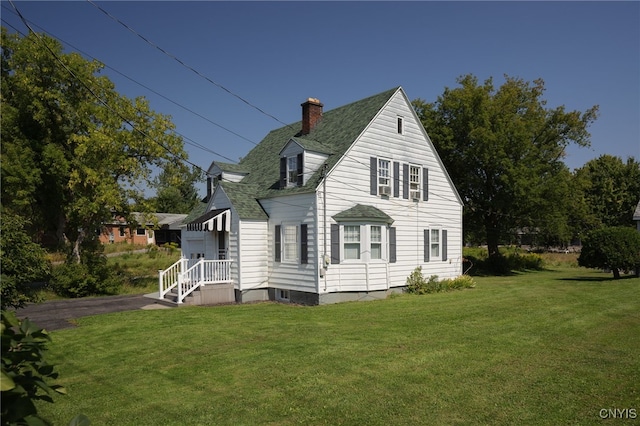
2 1 639 196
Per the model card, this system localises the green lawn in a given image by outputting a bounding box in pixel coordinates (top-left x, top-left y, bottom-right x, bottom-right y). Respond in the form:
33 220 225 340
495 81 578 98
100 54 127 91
37 267 639 425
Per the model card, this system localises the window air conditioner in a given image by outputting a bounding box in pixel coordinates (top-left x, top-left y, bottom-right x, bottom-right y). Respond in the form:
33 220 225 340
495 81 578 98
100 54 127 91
379 186 391 196
410 191 421 201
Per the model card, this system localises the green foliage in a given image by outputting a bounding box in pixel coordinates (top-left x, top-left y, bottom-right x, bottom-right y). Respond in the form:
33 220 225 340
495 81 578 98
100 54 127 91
151 165 203 214
463 247 545 275
414 74 598 255
578 226 640 279
405 267 475 294
49 260 121 298
573 155 640 232
1 310 66 425
1 28 187 263
0 212 51 310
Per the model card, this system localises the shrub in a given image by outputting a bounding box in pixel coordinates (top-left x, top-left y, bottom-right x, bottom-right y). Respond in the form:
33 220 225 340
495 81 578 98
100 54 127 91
405 267 475 295
443 275 476 290
0 213 51 309
463 247 545 275
50 261 121 298
1 310 66 425
578 226 640 279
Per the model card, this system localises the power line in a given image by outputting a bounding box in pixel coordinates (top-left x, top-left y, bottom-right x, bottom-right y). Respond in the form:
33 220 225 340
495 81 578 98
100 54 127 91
86 0 296 132
1 9 257 158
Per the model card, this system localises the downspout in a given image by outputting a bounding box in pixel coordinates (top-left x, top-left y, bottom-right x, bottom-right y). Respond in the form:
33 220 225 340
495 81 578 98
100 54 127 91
322 164 328 292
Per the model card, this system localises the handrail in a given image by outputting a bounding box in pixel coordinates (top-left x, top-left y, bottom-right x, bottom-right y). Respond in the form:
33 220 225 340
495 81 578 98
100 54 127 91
174 259 234 304
158 258 187 298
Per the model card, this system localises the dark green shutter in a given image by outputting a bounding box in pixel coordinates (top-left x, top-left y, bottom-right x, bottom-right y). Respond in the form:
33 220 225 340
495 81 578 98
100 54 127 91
301 224 308 264
275 225 281 262
279 158 287 189
442 229 448 261
331 224 340 264
424 229 430 262
297 153 304 186
423 168 429 201
393 161 400 197
370 157 377 195
389 227 397 263
402 164 409 199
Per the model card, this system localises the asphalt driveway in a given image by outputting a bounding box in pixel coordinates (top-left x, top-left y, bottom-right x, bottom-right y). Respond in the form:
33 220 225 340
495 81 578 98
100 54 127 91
13 294 172 331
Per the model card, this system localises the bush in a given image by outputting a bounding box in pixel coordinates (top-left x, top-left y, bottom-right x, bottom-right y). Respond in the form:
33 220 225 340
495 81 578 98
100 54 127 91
463 247 545 275
405 267 475 295
50 261 121 298
0 213 51 309
578 226 640 279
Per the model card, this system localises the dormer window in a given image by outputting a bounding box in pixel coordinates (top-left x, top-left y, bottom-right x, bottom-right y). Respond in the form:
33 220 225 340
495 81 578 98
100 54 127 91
288 156 298 186
280 152 303 188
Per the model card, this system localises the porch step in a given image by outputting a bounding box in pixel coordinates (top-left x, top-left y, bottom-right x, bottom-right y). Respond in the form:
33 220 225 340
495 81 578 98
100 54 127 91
145 288 198 307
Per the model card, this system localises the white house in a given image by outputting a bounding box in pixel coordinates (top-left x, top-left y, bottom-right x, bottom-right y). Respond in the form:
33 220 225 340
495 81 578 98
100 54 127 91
157 87 463 305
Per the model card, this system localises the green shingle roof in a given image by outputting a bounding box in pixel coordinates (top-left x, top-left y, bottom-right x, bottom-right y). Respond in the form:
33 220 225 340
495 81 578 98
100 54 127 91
214 161 249 174
333 204 394 224
217 87 400 219
219 181 268 220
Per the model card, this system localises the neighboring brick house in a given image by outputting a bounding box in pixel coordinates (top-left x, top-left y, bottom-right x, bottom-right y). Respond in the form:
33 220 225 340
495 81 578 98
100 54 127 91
100 213 187 246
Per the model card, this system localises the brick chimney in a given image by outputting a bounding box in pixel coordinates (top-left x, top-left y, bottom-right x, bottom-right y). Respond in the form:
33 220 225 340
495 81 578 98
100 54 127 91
301 98 323 135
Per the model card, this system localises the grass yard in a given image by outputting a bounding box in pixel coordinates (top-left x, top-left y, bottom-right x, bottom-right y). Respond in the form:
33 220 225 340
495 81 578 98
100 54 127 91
36 267 639 425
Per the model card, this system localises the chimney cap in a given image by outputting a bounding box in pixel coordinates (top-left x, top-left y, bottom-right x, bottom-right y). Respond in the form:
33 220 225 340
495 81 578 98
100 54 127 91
304 97 322 105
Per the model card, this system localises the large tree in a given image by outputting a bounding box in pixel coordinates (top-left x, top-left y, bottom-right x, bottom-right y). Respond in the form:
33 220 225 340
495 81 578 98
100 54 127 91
1 28 187 262
414 74 598 256
573 155 640 232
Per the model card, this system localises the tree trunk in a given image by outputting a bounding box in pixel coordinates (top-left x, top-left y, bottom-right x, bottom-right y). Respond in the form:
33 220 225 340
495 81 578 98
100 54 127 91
71 230 85 264
485 216 501 258
612 268 620 279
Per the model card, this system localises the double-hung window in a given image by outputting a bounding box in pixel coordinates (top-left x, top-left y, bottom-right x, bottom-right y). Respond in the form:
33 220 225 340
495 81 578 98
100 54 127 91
343 225 361 260
378 159 391 196
370 225 382 260
424 228 447 262
409 165 421 200
430 229 440 259
283 225 298 262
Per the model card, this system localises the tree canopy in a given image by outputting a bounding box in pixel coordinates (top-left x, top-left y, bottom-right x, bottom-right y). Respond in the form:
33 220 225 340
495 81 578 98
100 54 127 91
1 28 189 261
151 164 203 214
414 74 599 256
573 155 640 232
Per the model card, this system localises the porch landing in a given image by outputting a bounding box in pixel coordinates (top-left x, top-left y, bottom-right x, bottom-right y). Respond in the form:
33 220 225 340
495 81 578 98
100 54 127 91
145 282 236 306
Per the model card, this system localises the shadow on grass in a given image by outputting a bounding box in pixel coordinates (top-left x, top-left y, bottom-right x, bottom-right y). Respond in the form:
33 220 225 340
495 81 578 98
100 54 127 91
557 274 639 283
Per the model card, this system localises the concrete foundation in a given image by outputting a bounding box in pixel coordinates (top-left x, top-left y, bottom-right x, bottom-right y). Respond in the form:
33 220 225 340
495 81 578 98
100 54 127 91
191 283 235 305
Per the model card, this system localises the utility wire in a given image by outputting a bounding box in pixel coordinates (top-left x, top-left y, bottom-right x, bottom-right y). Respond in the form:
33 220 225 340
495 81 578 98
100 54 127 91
87 0 296 132
1 10 256 158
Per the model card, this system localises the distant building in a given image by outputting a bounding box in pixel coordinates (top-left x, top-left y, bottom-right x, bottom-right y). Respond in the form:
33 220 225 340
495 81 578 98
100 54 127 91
100 213 187 246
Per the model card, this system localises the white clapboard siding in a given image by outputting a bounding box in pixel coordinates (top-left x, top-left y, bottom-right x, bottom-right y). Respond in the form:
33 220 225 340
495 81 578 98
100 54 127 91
260 192 318 293
237 220 268 290
304 151 329 185
320 88 463 293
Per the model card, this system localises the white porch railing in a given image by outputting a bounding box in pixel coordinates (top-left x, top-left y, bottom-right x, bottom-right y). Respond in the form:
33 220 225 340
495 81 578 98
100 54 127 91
158 258 233 304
